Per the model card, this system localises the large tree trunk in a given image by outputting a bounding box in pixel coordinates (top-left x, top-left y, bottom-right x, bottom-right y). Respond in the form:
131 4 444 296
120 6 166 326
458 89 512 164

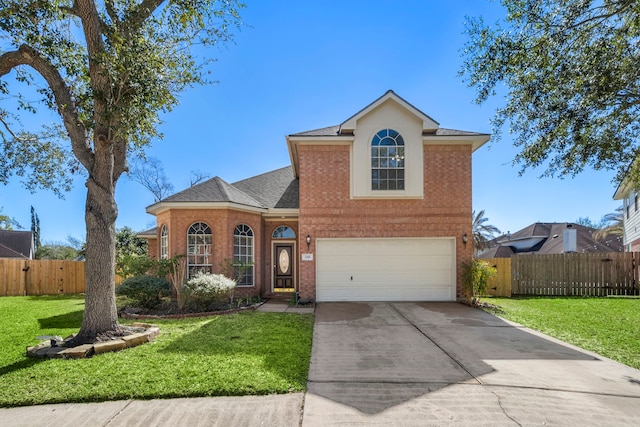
72 138 122 344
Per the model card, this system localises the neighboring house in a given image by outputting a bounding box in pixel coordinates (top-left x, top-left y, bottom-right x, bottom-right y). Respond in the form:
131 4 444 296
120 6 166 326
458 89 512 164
478 222 623 258
613 181 640 251
0 230 35 259
142 90 489 302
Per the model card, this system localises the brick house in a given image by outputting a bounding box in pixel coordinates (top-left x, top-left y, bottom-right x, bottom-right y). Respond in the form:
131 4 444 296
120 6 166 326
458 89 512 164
142 91 489 302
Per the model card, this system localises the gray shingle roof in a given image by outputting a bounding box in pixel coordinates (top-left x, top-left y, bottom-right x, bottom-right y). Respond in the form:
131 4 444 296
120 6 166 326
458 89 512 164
153 167 299 210
433 128 489 137
478 222 623 258
233 166 299 209
289 125 487 138
0 230 33 259
289 125 341 137
161 176 263 208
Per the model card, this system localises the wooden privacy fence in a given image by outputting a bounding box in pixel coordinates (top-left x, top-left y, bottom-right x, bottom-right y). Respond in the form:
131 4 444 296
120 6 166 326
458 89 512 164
512 252 639 296
484 257 512 297
483 252 640 297
0 259 126 296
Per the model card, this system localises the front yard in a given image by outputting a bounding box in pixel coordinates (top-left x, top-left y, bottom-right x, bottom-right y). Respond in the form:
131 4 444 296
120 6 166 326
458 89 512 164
0 295 314 407
485 296 640 370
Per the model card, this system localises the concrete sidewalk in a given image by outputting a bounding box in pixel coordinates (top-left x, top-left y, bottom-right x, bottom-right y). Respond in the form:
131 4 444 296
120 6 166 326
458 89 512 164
256 299 314 314
0 394 303 427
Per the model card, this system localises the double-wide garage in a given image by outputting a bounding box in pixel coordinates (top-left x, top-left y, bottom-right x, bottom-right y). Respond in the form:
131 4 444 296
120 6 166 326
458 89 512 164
316 237 456 302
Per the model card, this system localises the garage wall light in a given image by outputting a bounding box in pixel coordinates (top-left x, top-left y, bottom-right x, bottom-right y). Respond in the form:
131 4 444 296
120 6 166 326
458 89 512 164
462 233 468 245
306 234 312 250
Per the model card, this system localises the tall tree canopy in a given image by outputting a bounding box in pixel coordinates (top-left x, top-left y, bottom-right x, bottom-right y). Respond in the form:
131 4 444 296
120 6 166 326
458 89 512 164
460 0 640 183
0 0 242 343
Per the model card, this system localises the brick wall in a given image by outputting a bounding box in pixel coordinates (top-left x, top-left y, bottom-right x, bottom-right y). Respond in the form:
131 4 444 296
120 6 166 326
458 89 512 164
297 144 473 300
154 209 264 298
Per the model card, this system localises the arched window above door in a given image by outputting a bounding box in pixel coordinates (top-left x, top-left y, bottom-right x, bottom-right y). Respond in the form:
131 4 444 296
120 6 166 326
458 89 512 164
272 225 295 239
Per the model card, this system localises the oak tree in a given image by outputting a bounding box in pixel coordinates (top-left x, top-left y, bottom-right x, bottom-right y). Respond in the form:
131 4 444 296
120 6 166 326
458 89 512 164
460 0 640 183
0 0 242 343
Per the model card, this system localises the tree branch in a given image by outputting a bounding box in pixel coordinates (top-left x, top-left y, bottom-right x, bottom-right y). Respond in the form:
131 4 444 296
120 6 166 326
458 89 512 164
0 45 93 170
125 0 166 32
75 0 109 124
104 0 120 25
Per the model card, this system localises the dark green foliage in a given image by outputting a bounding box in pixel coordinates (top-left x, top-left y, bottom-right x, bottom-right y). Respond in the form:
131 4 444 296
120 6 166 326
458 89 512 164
30 206 40 253
462 259 497 304
116 275 171 309
36 243 79 260
115 227 149 278
460 0 640 184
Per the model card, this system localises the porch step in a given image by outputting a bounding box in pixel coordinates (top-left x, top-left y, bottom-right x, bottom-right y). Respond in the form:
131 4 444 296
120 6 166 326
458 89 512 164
263 292 295 301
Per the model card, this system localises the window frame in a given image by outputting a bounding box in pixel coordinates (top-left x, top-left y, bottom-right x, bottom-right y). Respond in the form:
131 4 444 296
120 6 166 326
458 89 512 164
371 129 405 191
272 225 296 239
186 222 212 278
160 225 168 259
234 224 254 287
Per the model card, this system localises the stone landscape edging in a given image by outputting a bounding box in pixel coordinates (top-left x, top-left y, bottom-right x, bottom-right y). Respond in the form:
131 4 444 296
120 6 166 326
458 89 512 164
26 322 159 360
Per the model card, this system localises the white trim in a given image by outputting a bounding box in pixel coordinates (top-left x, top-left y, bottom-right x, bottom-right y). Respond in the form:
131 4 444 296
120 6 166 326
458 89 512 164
263 209 300 219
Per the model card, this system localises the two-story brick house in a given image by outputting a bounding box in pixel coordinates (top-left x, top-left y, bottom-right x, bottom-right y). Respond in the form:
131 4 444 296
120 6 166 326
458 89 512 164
142 90 489 302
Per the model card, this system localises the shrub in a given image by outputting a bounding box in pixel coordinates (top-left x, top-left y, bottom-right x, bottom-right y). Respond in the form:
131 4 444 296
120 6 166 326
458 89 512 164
116 275 172 309
462 259 497 305
183 272 236 311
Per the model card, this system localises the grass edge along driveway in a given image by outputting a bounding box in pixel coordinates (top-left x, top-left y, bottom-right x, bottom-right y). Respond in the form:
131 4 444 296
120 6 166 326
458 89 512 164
484 296 640 370
0 295 314 407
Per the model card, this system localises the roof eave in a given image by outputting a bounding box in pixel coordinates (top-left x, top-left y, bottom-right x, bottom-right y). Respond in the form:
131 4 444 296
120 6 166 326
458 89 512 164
146 201 268 216
423 134 491 152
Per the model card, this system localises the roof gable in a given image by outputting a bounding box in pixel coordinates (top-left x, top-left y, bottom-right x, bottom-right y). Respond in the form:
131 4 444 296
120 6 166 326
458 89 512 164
339 90 439 134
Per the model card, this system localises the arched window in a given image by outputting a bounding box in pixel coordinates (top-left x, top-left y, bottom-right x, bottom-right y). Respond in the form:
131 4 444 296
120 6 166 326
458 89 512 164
234 224 254 287
187 222 212 278
160 225 168 259
272 225 295 239
371 129 405 190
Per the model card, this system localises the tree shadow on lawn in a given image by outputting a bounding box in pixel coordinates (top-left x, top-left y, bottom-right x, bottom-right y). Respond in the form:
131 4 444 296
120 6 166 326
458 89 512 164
26 294 85 302
38 310 84 329
159 313 313 387
0 358 42 377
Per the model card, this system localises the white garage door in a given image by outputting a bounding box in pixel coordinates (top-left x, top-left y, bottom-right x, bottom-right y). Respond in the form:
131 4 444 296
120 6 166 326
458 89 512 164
316 238 455 302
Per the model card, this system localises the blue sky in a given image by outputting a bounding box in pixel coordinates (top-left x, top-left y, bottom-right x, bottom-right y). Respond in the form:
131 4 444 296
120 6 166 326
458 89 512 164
2 0 621 243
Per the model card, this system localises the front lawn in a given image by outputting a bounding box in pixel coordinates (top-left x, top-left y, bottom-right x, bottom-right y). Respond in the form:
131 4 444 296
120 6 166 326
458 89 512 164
484 296 640 369
0 295 314 407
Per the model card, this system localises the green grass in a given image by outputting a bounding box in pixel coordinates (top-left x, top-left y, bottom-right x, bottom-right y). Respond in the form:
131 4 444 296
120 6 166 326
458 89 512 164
0 295 314 407
484 296 640 369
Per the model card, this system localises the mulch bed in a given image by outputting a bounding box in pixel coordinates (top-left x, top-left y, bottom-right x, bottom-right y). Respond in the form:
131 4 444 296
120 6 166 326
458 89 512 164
119 300 265 320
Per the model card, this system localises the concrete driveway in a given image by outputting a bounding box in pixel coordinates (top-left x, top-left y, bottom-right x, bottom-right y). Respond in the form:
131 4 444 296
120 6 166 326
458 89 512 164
303 302 640 426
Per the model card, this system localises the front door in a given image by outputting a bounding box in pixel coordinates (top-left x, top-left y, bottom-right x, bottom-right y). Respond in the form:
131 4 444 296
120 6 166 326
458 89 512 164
274 243 294 292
